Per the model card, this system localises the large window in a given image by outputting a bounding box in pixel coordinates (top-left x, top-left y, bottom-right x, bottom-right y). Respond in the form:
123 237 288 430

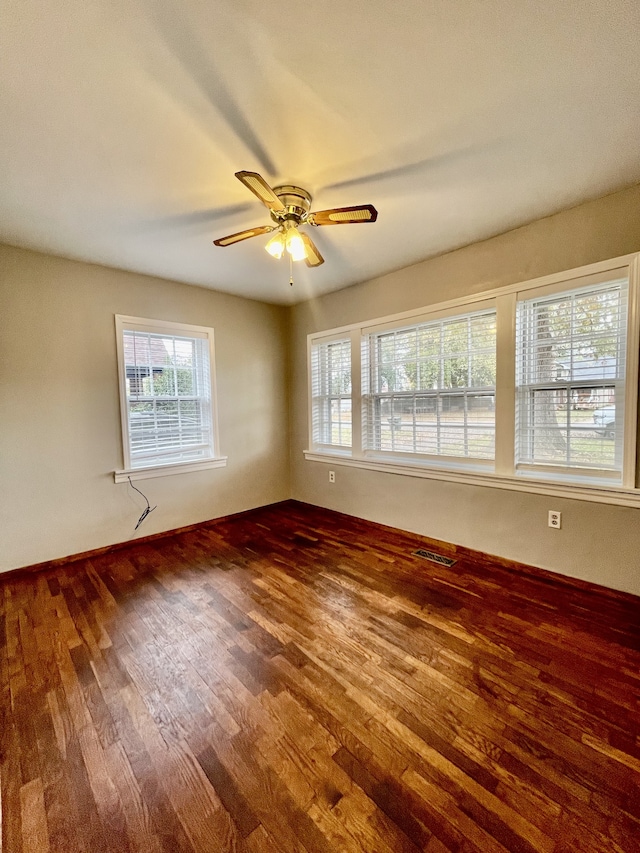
363 309 496 462
115 316 224 481
306 254 640 502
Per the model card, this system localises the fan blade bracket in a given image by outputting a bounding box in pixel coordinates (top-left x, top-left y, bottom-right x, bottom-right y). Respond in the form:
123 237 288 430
213 225 274 246
308 204 378 226
235 171 286 212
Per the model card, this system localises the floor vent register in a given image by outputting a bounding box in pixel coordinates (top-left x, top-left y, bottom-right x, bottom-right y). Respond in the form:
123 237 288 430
413 548 457 567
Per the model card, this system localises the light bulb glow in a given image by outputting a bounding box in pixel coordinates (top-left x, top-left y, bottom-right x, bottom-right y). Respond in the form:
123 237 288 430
265 231 285 259
286 226 307 261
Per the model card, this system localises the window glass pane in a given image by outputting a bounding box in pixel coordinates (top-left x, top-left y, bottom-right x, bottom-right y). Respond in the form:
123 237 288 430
364 310 496 459
311 339 352 447
516 279 627 477
441 356 469 388
519 387 618 469
330 398 352 447
372 393 495 459
121 325 213 468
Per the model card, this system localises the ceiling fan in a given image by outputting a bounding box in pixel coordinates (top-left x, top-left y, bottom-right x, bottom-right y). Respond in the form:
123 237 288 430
213 171 378 267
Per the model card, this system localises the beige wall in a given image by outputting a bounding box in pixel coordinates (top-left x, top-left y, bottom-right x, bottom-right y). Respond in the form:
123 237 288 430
4 185 640 593
289 184 640 596
0 244 290 572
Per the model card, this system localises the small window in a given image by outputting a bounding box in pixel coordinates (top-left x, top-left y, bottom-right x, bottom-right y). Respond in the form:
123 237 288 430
515 275 628 482
115 316 224 480
310 338 352 450
363 309 496 462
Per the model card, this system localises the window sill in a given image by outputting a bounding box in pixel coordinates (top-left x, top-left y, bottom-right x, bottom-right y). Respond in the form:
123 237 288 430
114 457 227 484
303 450 640 508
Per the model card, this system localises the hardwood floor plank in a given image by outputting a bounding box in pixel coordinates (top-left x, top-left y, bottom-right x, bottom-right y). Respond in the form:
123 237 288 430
332 745 433 848
19 778 49 853
197 746 260 838
1 717 23 853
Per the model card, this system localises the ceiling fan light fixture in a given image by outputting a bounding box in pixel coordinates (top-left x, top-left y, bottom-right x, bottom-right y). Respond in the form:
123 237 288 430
265 230 285 259
285 224 307 261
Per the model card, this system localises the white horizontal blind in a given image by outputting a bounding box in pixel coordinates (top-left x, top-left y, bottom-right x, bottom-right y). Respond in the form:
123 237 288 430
363 309 496 459
311 338 352 448
516 277 628 477
123 327 213 468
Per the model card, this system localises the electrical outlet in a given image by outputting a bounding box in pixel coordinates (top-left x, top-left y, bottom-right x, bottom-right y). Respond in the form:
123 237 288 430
548 510 562 529
329 470 335 483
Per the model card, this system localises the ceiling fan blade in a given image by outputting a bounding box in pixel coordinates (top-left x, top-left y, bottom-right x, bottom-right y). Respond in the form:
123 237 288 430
308 204 378 226
213 225 274 247
300 233 324 267
235 171 285 212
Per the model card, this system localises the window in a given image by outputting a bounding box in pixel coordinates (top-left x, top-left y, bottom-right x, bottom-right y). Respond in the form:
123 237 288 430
516 275 628 483
310 337 352 450
363 309 496 462
305 254 640 504
115 316 225 481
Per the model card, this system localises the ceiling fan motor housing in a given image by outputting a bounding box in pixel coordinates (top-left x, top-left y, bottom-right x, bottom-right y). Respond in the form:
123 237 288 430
271 185 312 225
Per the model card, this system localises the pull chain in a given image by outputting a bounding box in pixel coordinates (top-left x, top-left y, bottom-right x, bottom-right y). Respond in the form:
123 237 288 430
289 251 294 287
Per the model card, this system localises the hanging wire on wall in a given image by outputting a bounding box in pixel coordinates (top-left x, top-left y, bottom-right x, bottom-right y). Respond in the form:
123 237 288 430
128 476 157 530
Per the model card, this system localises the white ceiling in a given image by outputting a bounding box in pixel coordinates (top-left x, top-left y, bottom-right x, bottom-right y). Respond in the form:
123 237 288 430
2 1 640 305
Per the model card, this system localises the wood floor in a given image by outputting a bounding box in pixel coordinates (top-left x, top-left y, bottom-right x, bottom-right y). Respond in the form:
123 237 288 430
2 501 640 853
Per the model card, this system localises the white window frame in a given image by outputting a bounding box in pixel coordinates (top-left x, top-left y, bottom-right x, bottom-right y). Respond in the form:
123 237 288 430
305 253 640 507
114 315 226 483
